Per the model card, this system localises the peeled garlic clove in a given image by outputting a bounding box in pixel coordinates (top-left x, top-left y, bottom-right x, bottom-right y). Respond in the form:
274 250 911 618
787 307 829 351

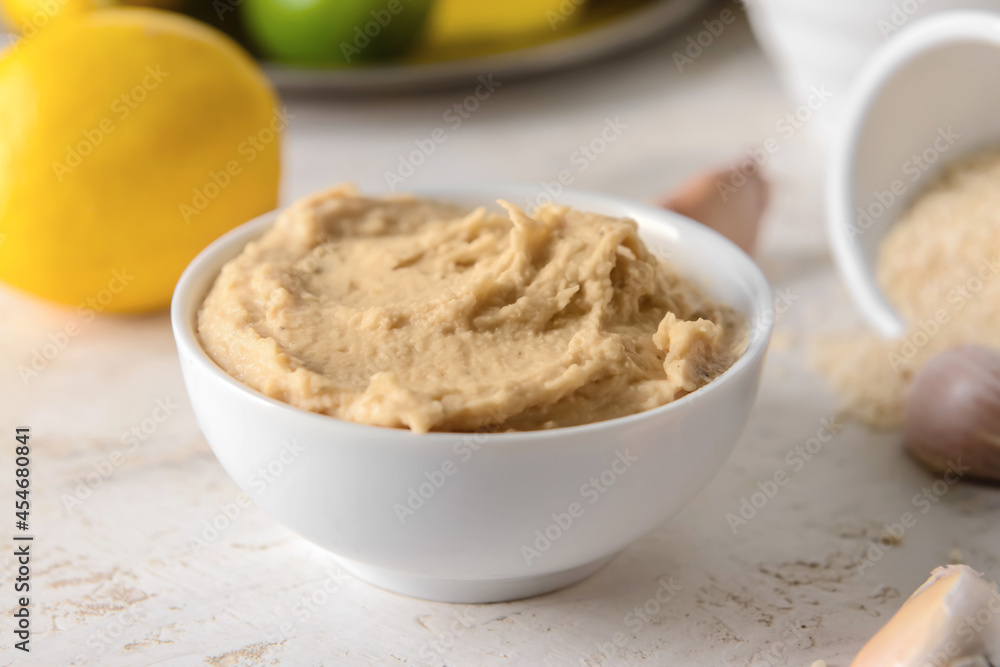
851 565 1000 667
660 163 769 255
904 344 1000 482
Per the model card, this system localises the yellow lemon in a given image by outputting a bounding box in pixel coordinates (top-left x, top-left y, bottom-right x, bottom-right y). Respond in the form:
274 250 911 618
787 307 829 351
0 8 282 312
0 0 182 35
425 0 585 48
1 0 92 34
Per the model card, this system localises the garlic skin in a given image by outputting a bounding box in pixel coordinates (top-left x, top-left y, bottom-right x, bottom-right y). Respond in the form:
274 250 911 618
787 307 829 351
660 163 769 255
904 344 1000 482
851 565 1000 667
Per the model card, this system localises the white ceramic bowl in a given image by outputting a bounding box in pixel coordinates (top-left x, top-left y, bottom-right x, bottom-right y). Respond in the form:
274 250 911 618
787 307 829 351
747 0 1000 140
827 10 1000 338
171 185 773 603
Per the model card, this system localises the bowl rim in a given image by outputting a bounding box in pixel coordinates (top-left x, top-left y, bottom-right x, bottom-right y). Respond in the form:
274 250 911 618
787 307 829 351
826 9 1000 339
170 183 773 444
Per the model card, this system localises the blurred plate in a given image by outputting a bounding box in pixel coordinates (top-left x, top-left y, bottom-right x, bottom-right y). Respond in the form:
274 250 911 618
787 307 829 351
265 0 710 94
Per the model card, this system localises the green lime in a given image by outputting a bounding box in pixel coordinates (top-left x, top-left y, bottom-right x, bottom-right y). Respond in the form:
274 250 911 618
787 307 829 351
243 0 432 66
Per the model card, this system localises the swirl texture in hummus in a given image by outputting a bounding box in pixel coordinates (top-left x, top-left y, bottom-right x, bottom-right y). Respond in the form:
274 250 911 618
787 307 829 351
198 186 746 433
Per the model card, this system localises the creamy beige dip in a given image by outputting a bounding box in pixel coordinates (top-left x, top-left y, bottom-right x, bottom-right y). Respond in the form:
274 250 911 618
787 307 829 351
198 186 745 433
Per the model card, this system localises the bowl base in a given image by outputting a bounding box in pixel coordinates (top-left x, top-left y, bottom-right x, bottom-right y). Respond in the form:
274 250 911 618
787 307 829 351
333 554 616 604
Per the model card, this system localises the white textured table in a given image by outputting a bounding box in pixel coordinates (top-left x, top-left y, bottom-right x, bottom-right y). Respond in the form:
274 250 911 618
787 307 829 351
3 7 1000 666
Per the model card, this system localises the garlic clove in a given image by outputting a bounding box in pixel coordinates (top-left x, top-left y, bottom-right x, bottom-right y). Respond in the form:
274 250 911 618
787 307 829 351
660 163 769 256
851 565 1000 667
904 344 1000 483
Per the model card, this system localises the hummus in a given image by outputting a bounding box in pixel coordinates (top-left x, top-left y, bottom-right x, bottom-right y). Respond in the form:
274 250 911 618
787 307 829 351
198 186 746 433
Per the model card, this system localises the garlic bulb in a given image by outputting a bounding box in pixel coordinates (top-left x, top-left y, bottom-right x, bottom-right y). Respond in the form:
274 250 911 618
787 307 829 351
660 163 769 255
852 565 1000 667
904 344 1000 482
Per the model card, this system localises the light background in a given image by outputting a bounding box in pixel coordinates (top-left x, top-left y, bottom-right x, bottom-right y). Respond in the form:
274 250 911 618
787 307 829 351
1 4 999 665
